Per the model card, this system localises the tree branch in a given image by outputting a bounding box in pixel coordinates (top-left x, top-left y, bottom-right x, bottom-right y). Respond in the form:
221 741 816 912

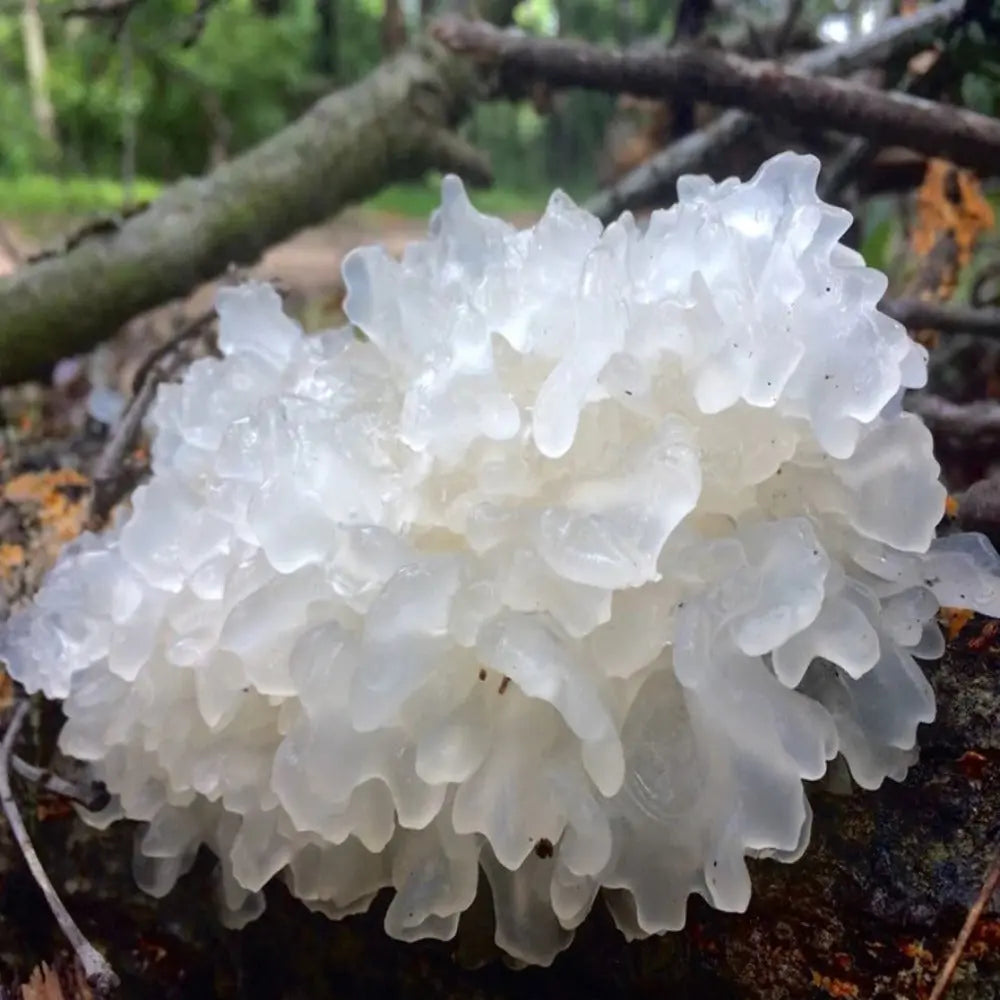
578 0 965 221
1 701 119 995
0 35 493 385
882 299 1000 339
906 393 1000 447
10 755 110 812
928 853 1000 1000
434 17 1000 183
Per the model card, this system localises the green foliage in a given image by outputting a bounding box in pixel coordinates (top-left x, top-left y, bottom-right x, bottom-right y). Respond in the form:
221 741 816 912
945 3 1000 119
0 0 376 179
859 200 901 278
0 173 161 217
0 0 676 196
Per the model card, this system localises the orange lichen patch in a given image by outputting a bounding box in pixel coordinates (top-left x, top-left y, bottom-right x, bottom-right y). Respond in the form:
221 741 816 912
940 607 975 641
911 160 995 267
810 970 860 997
4 469 89 547
0 668 13 710
945 495 960 519
0 541 25 571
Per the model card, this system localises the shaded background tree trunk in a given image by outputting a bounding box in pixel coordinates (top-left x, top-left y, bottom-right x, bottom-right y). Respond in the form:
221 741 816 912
19 0 58 157
315 0 338 78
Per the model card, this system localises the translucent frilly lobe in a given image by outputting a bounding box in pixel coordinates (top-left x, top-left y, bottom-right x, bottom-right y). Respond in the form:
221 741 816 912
3 151 999 966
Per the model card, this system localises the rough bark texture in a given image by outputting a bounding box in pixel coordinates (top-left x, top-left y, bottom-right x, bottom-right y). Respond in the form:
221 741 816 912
0 35 492 386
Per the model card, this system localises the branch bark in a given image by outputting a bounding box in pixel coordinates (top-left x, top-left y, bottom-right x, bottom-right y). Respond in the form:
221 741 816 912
434 15 1000 183
906 393 1000 448
577 0 965 221
882 299 1000 339
0 34 496 385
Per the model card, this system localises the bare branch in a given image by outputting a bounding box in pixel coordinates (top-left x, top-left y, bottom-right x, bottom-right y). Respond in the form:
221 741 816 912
10 755 110 812
0 35 494 385
423 128 494 187
90 309 216 526
881 299 1000 339
928 852 1000 1000
434 18 1000 182
906 394 1000 448
817 135 872 203
955 474 1000 544
588 108 759 222
581 0 965 221
0 701 119 996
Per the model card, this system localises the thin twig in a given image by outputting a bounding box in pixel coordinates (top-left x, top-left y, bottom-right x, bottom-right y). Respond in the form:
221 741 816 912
0 701 119 995
10 756 110 813
579 0 964 221
817 135 872 203
928 852 1000 1000
881 299 1000 339
90 310 215 527
906 394 1000 448
129 307 215 394
87 372 160 528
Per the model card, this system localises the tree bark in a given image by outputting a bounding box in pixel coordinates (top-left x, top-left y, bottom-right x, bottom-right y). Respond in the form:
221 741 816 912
0 34 496 385
581 0 965 221
435 16 1000 180
882 299 1000 339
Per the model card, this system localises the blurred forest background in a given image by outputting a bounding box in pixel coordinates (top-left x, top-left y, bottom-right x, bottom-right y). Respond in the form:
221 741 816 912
1 0 996 265
10 0 677 194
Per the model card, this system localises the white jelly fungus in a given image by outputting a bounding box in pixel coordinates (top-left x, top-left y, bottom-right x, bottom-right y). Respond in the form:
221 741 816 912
4 152 1000 965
